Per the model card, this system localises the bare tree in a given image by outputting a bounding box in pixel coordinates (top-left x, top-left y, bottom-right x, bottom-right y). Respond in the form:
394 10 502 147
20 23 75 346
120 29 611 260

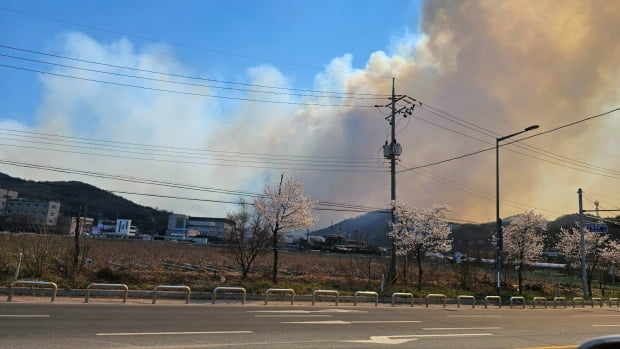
502 210 547 294
387 201 452 290
254 175 317 283
226 200 271 279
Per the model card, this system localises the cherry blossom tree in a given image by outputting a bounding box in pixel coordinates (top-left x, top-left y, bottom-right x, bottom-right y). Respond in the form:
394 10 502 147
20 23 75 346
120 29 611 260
555 225 618 295
255 175 317 283
387 201 452 290
502 210 547 294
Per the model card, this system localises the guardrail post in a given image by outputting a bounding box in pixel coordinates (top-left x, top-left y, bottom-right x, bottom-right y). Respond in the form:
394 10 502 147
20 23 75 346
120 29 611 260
212 287 247 305
591 297 603 308
353 291 378 306
425 294 447 308
152 285 191 304
484 295 501 308
573 297 585 308
457 295 475 308
7 280 58 303
312 290 339 306
85 283 129 303
264 288 295 305
391 293 414 307
553 297 567 309
510 296 525 309
532 297 547 309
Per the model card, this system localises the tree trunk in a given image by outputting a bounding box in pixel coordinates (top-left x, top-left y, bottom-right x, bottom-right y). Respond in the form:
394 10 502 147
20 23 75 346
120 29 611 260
518 262 524 294
416 253 423 291
272 227 279 284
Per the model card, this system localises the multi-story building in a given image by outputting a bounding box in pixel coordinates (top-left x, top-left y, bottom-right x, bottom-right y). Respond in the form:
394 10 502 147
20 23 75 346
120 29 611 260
5 199 61 226
166 214 234 243
0 188 18 213
57 216 95 236
92 218 137 238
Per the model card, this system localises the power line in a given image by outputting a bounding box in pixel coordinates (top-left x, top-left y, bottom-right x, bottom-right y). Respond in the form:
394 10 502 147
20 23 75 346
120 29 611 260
398 106 620 173
0 127 381 161
0 50 387 100
0 63 378 108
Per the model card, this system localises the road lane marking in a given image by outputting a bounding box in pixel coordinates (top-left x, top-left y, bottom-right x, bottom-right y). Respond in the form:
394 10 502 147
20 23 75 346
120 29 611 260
0 315 50 318
512 346 576 349
342 333 493 345
249 309 366 313
255 314 333 318
96 331 252 336
593 324 620 327
423 327 501 330
447 315 501 318
282 320 421 325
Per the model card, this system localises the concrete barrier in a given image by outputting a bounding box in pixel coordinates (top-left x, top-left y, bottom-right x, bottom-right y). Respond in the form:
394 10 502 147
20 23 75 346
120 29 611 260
510 296 525 309
354 291 378 306
213 287 246 304
457 295 475 308
425 294 447 308
391 292 413 307
532 297 547 309
7 280 58 302
484 295 501 308
264 288 295 305
312 290 339 306
85 283 129 303
152 285 191 304
553 297 567 309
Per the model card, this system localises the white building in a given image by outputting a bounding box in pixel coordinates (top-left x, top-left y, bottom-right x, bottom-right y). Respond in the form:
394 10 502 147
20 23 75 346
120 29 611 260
4 199 60 226
166 214 234 243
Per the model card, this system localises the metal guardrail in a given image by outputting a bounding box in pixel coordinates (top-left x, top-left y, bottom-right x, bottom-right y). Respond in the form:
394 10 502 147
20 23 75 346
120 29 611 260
532 297 547 309
553 296 567 309
85 283 129 303
312 290 339 306
212 287 246 304
391 292 413 307
573 297 585 308
484 295 502 308
425 294 447 308
152 285 191 304
353 291 378 306
591 297 603 308
608 298 619 308
510 296 525 309
457 295 475 308
7 280 58 302
264 288 295 305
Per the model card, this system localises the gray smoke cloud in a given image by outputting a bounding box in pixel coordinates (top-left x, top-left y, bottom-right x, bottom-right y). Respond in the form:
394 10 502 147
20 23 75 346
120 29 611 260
1 1 619 229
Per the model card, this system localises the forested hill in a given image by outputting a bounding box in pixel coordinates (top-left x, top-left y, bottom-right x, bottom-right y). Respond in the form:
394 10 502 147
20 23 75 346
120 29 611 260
0 172 170 234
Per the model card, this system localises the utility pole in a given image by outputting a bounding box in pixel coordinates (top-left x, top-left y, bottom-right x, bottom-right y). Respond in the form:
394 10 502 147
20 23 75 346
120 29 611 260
578 188 589 298
377 79 416 284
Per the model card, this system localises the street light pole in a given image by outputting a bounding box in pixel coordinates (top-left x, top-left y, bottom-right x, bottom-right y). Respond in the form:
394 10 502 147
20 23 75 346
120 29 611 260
496 124 539 296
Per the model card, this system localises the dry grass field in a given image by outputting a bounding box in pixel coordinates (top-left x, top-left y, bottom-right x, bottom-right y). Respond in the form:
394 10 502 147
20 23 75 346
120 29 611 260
1 233 589 298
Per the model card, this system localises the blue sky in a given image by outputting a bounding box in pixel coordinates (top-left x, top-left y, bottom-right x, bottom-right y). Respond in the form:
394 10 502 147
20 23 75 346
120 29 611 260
0 0 420 126
0 1 618 228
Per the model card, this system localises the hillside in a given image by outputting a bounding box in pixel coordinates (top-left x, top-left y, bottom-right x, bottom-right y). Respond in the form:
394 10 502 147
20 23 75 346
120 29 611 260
311 211 620 250
0 172 170 234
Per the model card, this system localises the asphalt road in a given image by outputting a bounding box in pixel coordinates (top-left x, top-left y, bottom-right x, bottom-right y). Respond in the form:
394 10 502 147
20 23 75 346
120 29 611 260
2 301 620 349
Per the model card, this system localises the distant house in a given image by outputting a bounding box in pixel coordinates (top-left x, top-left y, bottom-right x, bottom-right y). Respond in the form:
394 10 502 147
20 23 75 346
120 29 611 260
166 214 234 244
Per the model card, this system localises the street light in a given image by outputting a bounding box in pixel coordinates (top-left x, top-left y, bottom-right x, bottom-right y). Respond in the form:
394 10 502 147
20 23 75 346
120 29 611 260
496 124 539 296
